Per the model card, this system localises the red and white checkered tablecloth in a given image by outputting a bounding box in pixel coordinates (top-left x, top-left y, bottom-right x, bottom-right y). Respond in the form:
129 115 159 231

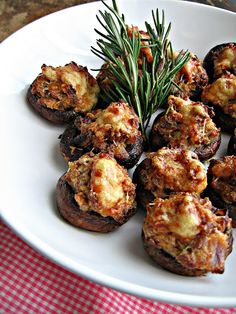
1 219 236 314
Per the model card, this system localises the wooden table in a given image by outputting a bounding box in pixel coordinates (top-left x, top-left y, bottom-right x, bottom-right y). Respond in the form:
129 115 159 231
0 0 235 42
187 0 236 11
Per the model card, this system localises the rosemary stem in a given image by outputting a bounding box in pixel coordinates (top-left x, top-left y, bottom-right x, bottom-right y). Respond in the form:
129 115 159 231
92 0 190 139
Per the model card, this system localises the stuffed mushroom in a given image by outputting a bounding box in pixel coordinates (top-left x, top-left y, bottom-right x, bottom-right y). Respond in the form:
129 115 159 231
203 42 236 82
27 62 100 124
149 95 221 161
60 101 143 168
133 147 207 210
206 156 236 227
96 25 152 103
56 152 137 232
142 193 233 276
201 73 236 133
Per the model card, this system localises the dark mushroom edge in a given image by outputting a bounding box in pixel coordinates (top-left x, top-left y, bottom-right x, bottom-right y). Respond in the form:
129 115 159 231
213 105 236 134
27 87 77 124
142 193 233 276
228 130 236 155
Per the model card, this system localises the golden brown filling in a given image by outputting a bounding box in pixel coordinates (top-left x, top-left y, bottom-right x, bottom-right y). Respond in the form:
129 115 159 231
153 95 220 148
209 156 236 204
65 152 136 221
31 62 100 113
173 52 208 97
214 45 236 77
139 148 207 198
201 73 236 118
75 101 141 160
143 193 231 273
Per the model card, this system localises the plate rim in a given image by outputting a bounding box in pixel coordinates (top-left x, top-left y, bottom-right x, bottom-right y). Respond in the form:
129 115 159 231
1 0 236 46
0 0 236 308
2 214 236 308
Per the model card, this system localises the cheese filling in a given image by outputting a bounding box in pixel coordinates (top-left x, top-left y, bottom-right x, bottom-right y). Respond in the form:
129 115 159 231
65 153 136 221
94 102 139 135
91 158 125 210
214 46 236 77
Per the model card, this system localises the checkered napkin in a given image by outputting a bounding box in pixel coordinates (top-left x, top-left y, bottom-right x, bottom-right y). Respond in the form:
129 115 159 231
1 220 235 314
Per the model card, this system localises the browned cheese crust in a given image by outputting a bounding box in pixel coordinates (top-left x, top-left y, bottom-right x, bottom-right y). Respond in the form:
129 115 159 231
149 95 221 161
142 193 233 276
60 101 143 168
172 52 208 100
133 148 207 210
206 156 236 227
27 62 100 124
56 152 136 232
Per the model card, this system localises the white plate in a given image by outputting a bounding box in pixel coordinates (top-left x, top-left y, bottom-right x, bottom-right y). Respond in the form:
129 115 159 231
0 0 235 308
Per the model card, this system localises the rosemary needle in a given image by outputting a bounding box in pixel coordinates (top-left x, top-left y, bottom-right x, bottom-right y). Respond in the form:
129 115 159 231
91 0 190 140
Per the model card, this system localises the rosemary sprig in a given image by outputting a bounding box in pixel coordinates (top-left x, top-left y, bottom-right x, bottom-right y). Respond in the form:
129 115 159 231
91 0 190 140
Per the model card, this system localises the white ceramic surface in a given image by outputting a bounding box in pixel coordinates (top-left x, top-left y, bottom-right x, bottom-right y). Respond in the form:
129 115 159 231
0 0 235 308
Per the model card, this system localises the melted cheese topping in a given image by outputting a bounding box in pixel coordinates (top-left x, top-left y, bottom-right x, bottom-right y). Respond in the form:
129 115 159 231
65 153 136 221
94 102 139 135
61 68 87 95
143 148 207 198
201 74 236 118
143 193 231 272
158 194 201 238
154 96 220 148
214 46 236 77
91 158 125 210
33 62 100 113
